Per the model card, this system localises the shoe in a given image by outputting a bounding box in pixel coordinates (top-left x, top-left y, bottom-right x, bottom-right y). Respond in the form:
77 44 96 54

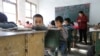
85 42 87 45
79 41 82 43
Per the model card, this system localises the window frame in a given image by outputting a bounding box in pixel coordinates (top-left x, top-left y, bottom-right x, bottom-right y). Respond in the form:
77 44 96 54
2 0 18 23
25 1 37 19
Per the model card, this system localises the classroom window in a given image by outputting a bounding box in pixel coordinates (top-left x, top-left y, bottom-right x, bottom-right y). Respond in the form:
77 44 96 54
3 0 17 23
25 2 36 23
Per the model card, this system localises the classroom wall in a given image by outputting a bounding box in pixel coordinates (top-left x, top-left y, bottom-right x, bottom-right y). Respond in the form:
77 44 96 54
39 0 100 25
0 0 3 12
0 0 39 22
28 0 38 4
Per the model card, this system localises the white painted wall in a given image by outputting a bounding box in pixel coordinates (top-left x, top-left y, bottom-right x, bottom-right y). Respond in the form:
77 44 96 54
39 0 100 25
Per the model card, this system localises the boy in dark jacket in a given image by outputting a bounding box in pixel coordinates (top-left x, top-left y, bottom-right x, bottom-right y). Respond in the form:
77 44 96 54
63 18 74 53
55 16 68 56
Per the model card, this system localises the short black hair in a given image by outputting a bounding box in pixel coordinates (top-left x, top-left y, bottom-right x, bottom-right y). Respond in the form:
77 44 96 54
64 18 71 23
55 16 63 23
79 11 84 15
33 14 43 20
98 23 100 25
26 21 29 24
51 20 55 26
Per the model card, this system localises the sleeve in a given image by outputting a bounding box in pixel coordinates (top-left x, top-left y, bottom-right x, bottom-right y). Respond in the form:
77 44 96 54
67 25 74 31
63 27 68 40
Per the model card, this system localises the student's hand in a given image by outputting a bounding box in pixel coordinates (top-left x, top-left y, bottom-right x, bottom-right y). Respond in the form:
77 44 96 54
78 20 81 22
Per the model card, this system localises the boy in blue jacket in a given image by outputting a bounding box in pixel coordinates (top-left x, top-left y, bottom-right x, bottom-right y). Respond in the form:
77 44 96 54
63 18 74 53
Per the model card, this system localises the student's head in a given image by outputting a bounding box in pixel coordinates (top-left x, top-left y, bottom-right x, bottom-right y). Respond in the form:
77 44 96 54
78 11 85 17
26 21 29 24
51 20 55 26
55 16 63 27
98 23 100 26
33 14 43 26
64 18 71 25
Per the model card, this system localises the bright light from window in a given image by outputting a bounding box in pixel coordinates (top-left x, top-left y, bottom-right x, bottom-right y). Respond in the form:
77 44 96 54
32 5 36 12
32 12 35 17
5 13 16 23
3 1 17 23
9 0 16 3
32 5 36 16
25 2 30 10
25 10 31 17
3 2 16 14
25 2 36 18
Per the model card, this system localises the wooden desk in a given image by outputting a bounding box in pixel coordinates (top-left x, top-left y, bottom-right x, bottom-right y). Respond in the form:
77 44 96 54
89 28 100 43
0 31 45 56
89 28 100 56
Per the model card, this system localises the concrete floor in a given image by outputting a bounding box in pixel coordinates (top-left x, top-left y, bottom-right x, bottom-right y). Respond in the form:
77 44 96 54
67 43 91 56
57 42 91 56
45 42 91 56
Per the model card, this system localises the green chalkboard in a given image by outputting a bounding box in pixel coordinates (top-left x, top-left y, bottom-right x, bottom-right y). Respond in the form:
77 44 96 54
55 3 90 22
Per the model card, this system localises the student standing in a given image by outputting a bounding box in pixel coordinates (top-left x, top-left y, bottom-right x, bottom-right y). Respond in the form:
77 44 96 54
55 16 68 56
77 11 88 44
63 18 74 53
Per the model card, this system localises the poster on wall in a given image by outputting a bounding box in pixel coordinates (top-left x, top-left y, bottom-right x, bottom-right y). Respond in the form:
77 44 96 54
55 3 90 22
